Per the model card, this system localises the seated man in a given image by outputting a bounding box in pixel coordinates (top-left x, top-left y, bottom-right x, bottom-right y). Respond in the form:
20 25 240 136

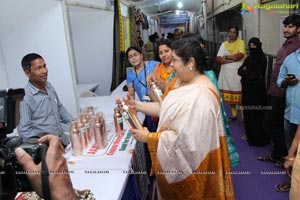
17 53 73 146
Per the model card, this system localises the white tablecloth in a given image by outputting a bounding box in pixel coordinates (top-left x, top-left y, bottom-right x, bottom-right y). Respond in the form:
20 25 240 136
69 80 144 200
66 130 136 200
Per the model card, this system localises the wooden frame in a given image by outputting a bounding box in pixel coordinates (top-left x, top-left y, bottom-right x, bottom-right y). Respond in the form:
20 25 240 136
260 0 276 3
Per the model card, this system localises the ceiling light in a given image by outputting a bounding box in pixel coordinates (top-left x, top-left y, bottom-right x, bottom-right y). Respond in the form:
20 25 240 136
177 1 183 9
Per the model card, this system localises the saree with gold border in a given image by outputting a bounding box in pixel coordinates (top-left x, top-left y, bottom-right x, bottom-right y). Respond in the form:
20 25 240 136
148 83 234 200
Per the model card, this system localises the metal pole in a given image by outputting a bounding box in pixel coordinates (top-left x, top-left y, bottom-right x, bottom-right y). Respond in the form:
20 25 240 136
254 0 260 37
62 0 80 112
202 0 208 40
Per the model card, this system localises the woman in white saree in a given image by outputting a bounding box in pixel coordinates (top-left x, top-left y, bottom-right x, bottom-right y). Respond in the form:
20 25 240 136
131 38 234 200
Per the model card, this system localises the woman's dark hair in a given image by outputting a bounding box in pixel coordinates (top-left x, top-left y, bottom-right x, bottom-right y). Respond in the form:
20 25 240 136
228 25 239 37
172 38 206 74
157 39 173 49
125 46 142 60
148 34 156 42
167 32 174 40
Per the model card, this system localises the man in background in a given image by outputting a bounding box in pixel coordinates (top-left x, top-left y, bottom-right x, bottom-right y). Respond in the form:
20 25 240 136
257 14 300 192
173 28 183 40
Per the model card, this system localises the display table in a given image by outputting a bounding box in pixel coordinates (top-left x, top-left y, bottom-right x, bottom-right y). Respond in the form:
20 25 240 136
66 130 136 200
68 80 146 200
79 96 109 112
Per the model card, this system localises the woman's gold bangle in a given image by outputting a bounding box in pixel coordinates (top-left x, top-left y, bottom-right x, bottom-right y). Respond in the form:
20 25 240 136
285 157 295 161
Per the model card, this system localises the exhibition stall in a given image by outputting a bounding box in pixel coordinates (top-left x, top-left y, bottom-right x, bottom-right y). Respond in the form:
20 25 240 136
0 1 146 199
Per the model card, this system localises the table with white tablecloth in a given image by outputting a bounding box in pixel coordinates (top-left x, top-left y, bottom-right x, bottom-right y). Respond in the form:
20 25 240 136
68 80 148 200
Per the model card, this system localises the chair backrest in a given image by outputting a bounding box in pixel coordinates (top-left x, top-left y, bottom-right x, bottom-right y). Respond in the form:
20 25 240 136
79 91 98 98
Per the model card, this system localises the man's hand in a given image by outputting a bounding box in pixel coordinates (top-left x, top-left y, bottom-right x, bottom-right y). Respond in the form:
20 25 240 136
15 135 77 200
281 75 299 88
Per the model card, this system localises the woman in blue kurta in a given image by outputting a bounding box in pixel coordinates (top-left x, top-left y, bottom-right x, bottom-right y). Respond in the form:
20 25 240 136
126 46 160 184
126 46 160 131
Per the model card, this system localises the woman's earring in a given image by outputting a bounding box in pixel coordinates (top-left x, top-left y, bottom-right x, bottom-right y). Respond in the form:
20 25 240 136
189 67 193 71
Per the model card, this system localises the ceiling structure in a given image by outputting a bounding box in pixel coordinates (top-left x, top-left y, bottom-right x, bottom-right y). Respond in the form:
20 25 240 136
121 0 203 26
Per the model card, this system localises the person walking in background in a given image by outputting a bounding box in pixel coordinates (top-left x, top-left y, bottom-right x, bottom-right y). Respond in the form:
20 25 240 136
216 25 246 121
173 28 184 40
167 32 174 41
137 36 144 49
144 34 156 61
258 15 300 183
238 37 270 147
153 32 161 61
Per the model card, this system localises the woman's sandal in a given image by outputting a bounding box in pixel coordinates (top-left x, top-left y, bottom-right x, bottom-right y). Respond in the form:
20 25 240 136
275 180 291 192
241 134 248 141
